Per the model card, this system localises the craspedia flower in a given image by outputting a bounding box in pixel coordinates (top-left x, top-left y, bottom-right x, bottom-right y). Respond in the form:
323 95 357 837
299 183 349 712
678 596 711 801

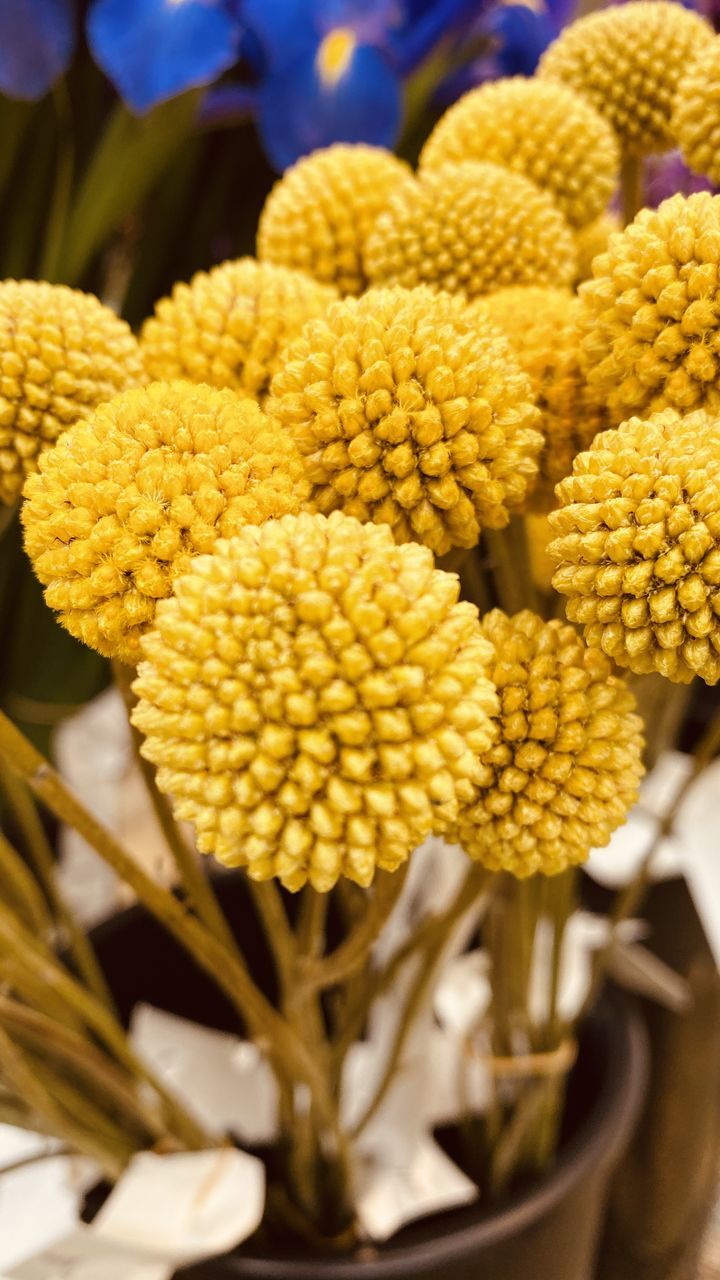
580 192 720 421
673 38 720 186
549 409 720 685
419 78 619 230
539 1 712 156
364 163 577 299
267 286 542 556
22 382 308 666
257 144 415 296
140 259 336 403
574 211 620 284
470 286 608 511
0 280 144 507
131 511 500 892
448 609 645 877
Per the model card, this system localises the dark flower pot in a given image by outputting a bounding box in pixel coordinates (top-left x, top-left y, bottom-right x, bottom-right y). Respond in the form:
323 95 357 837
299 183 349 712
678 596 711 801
88 876 647 1280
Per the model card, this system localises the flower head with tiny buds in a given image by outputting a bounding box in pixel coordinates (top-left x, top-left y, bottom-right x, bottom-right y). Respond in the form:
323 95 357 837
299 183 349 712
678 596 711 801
420 78 619 229
267 286 542 555
539 0 712 155
132 511 500 892
549 408 720 684
449 609 645 877
364 163 577 299
0 280 144 506
257 144 415 296
140 259 336 403
673 38 720 187
580 192 720 421
23 382 308 665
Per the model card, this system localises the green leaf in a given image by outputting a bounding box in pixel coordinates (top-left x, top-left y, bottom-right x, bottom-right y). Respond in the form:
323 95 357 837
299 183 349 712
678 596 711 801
56 93 200 286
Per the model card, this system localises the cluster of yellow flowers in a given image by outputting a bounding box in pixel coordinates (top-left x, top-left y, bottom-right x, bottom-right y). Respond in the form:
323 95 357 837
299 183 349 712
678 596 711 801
15 0 720 891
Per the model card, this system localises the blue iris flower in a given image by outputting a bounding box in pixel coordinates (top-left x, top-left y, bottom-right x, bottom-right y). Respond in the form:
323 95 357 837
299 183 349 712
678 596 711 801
0 0 75 100
448 0 577 96
86 0 245 115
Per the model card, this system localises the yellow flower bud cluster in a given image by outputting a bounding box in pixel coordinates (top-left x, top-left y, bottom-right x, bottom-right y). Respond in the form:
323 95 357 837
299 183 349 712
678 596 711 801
140 259 336 403
257 144 415 296
580 192 720 422
472 287 608 511
364 163 577 299
267 286 542 555
549 408 720 685
0 280 144 507
539 0 712 155
22 382 308 666
131 511 499 892
673 37 720 186
574 211 619 285
420 78 619 230
449 609 644 877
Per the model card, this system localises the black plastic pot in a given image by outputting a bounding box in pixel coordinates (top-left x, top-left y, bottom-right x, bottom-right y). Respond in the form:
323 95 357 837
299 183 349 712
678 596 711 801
89 876 647 1280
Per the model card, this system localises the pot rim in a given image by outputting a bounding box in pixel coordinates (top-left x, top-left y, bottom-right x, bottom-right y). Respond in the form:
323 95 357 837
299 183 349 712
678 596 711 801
195 988 648 1278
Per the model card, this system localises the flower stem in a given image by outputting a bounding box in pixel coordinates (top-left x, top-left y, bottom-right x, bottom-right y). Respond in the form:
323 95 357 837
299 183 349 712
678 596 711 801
621 152 644 226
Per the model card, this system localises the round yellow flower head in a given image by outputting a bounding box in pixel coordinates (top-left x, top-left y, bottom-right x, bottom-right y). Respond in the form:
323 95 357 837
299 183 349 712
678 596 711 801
140 259 336 403
673 37 720 185
574 210 620 284
0 280 144 507
549 408 720 685
364 163 577 299
539 0 712 155
131 511 499 892
257 144 415 296
22 382 308 666
580 192 720 422
420 78 619 230
471 286 609 511
449 609 645 878
267 286 542 556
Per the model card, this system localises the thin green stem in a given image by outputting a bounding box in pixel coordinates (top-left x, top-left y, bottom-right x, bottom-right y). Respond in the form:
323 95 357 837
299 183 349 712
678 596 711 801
39 82 75 281
483 527 527 614
0 831 52 936
113 661 238 954
621 152 644 227
301 867 409 992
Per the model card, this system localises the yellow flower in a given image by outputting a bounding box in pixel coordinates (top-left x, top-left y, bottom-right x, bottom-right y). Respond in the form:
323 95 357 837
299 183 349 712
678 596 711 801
449 609 644 877
574 210 619 284
364 162 577 299
140 259 336 403
549 408 720 685
131 511 499 892
673 37 720 185
0 280 144 507
22 382 308 666
539 0 712 156
267 286 542 556
257 144 415 296
579 192 720 421
471 286 609 511
420 78 619 229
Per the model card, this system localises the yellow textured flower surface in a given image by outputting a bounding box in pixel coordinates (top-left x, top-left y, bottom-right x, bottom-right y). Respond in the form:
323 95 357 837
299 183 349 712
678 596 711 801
0 280 144 506
420 78 619 229
673 37 720 184
131 511 499 891
267 286 542 555
472 287 608 511
580 192 720 421
364 163 577 299
539 1 712 155
257 144 415 296
140 259 336 403
574 211 619 284
22 382 308 665
549 409 720 684
449 609 644 877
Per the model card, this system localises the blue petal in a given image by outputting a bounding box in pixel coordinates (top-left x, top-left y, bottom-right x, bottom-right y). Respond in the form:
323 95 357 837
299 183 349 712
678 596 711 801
392 0 489 72
242 0 319 69
0 0 74 100
257 42 402 171
87 0 243 115
485 4 556 76
198 81 258 126
543 0 578 35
